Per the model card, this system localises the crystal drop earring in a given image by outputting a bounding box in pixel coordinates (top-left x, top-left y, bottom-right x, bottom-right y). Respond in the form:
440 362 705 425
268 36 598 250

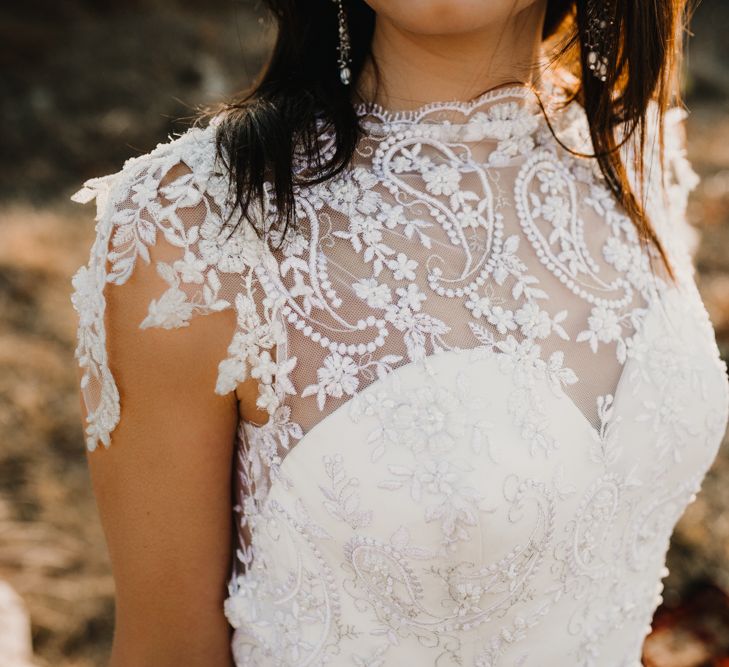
332 0 352 85
584 0 614 82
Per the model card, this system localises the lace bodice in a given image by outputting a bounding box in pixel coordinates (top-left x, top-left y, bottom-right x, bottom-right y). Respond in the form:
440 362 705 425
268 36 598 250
70 82 729 666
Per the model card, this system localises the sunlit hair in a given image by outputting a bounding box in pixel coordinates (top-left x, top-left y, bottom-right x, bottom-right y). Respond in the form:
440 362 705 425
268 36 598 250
207 0 693 281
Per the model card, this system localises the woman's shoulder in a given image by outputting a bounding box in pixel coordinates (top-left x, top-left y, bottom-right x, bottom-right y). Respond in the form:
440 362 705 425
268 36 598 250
73 118 222 186
71 120 229 249
69 118 282 452
70 115 270 304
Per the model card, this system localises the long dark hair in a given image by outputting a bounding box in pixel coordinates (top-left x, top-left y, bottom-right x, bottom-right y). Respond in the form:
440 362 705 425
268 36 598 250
209 0 691 280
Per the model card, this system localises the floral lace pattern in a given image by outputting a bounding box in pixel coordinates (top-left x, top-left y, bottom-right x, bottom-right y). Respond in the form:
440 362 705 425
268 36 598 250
69 81 729 665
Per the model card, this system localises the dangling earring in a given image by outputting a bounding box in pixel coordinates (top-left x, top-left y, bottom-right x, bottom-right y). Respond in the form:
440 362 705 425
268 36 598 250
583 0 614 82
332 0 352 85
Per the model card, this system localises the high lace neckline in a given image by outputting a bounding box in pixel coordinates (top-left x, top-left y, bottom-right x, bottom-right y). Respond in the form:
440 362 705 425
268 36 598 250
352 82 540 123
350 80 557 144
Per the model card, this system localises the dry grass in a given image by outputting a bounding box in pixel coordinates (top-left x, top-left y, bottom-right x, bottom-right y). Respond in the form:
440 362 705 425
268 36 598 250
0 202 114 666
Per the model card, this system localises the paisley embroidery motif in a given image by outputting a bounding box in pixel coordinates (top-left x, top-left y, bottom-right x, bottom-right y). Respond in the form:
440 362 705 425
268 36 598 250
69 81 729 666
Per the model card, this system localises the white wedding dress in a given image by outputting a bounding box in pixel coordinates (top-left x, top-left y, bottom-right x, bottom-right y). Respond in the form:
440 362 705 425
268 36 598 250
70 81 729 666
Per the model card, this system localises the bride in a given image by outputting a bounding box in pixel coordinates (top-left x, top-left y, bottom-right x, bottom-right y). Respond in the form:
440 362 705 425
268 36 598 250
70 1 729 665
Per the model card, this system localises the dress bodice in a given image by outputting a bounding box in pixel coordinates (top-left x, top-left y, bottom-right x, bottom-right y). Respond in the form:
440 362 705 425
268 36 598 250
70 81 729 666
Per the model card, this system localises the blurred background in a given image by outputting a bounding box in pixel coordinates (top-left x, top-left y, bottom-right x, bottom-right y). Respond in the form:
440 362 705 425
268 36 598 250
0 1 728 665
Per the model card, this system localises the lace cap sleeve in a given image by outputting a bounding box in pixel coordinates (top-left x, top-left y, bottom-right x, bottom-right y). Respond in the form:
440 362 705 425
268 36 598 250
69 122 287 451
636 102 702 280
662 106 701 261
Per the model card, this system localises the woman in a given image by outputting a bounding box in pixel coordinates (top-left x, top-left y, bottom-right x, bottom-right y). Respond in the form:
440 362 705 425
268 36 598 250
69 1 729 665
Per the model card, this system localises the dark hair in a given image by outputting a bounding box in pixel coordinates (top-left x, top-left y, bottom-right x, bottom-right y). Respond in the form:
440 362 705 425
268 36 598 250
208 0 691 281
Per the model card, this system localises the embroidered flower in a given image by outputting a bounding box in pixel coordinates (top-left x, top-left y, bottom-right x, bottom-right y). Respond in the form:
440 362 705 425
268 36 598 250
495 335 543 373
487 305 517 334
577 305 623 353
198 217 262 273
353 278 392 309
172 250 207 284
214 291 287 399
396 283 426 311
465 292 493 319
328 166 380 215
302 352 360 410
541 195 572 232
391 154 412 173
453 581 484 617
384 305 450 362
470 102 540 166
536 166 566 195
514 302 552 339
456 203 489 229
389 252 418 281
422 163 462 196
418 459 458 495
129 175 163 209
334 213 385 252
603 236 633 272
250 350 278 384
367 384 466 456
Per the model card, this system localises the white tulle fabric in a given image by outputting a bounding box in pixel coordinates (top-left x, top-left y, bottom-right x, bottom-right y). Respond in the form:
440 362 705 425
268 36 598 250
70 81 729 666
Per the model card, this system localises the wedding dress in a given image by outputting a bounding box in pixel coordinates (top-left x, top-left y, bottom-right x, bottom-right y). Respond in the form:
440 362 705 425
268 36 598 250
69 81 729 666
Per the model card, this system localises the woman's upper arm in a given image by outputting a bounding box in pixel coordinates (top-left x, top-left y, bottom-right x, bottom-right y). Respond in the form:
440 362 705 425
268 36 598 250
86 254 238 667
68 131 274 666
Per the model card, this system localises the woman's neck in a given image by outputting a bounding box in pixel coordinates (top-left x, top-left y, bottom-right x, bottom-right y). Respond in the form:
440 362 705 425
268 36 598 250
354 2 548 112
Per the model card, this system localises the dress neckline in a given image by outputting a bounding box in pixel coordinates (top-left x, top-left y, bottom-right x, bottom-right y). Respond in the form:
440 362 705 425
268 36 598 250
351 81 557 145
351 82 542 125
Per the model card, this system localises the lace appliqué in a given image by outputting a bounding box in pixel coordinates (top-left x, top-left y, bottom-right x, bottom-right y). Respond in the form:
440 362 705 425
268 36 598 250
69 82 729 667
70 124 292 451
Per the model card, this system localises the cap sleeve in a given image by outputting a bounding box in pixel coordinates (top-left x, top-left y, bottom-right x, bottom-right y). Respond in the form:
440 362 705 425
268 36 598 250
69 123 291 451
661 106 701 262
634 102 702 282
